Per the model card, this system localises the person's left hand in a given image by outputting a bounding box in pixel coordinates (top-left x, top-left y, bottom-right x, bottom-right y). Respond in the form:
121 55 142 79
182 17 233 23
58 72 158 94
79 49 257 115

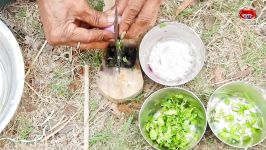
116 0 162 39
38 0 115 49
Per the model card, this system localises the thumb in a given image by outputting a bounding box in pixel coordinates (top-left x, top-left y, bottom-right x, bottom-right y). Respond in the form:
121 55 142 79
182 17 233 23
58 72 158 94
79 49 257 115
80 7 115 28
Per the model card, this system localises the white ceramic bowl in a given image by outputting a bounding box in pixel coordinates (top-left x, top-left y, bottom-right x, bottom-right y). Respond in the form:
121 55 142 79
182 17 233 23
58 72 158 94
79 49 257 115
0 20 24 132
139 22 205 86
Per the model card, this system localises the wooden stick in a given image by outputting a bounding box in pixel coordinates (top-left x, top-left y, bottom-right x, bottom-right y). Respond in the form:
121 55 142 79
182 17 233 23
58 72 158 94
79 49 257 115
176 0 196 16
84 65 90 150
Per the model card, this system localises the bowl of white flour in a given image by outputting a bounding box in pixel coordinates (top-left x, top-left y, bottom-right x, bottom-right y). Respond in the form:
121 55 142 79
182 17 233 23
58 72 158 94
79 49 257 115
0 20 24 132
139 22 205 86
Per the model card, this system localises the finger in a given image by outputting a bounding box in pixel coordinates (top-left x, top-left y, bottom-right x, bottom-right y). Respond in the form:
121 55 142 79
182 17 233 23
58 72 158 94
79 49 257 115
119 0 146 34
126 0 161 38
68 27 115 43
79 7 115 28
79 21 92 29
105 0 129 15
117 0 129 15
68 41 110 49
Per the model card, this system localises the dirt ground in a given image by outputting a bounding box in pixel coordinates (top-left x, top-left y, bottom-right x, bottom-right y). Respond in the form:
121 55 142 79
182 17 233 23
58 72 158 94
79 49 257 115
0 0 265 149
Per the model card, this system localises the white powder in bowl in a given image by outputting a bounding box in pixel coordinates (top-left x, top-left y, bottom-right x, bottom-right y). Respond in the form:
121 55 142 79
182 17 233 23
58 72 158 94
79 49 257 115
148 39 194 82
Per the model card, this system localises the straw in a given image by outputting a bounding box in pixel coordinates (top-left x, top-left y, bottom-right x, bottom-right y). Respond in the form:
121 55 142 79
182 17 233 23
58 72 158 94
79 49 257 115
84 65 90 150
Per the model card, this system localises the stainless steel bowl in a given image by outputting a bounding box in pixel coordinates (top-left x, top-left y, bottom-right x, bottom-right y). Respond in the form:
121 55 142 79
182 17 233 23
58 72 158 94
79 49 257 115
207 81 266 148
0 20 25 132
139 22 205 86
139 87 207 149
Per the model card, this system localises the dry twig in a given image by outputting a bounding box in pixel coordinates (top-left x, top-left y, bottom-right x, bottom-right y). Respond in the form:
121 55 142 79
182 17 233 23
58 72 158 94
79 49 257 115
84 65 90 150
25 40 47 77
176 0 197 15
40 112 77 142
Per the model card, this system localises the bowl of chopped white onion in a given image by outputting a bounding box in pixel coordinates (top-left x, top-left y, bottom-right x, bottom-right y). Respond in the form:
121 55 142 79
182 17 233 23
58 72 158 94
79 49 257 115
139 22 205 86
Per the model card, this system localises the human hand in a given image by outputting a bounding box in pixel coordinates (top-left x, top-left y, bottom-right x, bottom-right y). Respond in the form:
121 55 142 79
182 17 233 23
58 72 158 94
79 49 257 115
116 0 162 39
38 0 115 49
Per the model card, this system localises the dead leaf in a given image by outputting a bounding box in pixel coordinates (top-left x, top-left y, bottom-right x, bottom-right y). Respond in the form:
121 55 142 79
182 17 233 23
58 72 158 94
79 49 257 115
203 15 216 29
58 122 76 135
131 102 143 109
214 66 224 83
23 98 36 112
32 40 42 51
0 141 7 148
117 104 133 114
75 67 84 79
64 104 78 116
108 103 122 118
25 103 36 112
235 68 253 78
23 36 33 45
257 26 266 37
68 81 79 92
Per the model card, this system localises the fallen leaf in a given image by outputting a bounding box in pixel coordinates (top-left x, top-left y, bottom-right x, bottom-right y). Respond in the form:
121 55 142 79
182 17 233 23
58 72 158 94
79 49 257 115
64 104 78 116
68 81 80 92
203 14 216 29
23 36 33 45
108 103 122 118
25 103 36 112
235 68 253 78
78 67 84 75
0 141 7 148
117 104 133 114
256 26 266 37
73 67 85 80
131 102 143 109
58 122 76 135
214 66 224 83
23 98 36 112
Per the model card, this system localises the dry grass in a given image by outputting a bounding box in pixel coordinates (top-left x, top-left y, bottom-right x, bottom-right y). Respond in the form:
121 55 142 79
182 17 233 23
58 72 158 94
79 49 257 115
0 0 266 149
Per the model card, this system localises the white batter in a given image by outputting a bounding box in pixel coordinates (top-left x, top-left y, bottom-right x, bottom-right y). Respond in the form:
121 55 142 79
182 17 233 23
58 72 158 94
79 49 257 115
148 39 194 82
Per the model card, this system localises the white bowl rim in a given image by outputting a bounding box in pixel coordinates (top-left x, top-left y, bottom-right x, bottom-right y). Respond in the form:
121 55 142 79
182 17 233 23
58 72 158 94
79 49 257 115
207 81 266 148
139 87 207 150
139 22 206 86
0 20 25 132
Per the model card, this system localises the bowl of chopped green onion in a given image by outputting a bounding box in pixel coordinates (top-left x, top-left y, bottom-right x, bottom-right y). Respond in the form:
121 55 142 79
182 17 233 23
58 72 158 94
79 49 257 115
207 81 266 148
139 87 207 150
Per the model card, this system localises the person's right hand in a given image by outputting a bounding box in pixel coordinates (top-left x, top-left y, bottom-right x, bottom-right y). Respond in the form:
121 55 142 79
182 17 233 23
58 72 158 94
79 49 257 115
116 0 162 39
38 0 115 49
